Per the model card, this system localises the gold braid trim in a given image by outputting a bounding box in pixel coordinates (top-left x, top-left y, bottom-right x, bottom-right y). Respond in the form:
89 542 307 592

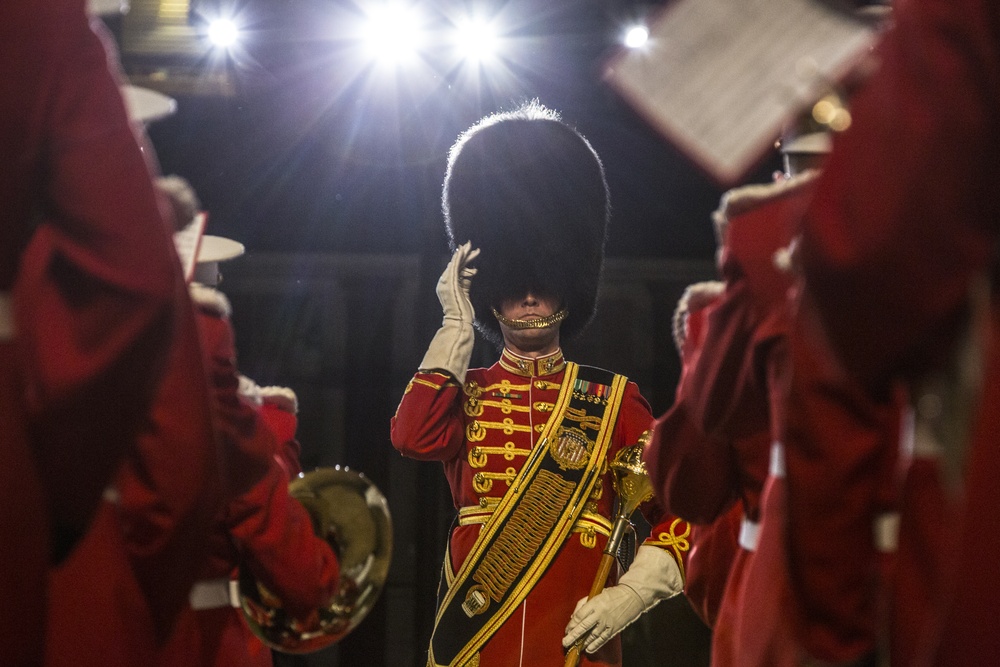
471 469 576 602
466 418 532 443
491 308 569 330
410 376 459 392
646 517 691 581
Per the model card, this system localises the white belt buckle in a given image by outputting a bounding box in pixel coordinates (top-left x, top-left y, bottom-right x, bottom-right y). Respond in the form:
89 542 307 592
189 578 241 610
873 512 900 554
738 516 761 552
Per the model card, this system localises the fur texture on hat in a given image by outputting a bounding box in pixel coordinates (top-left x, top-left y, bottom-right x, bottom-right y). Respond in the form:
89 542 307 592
672 281 725 353
237 375 264 407
712 169 822 252
442 100 610 346
189 283 232 318
259 386 298 414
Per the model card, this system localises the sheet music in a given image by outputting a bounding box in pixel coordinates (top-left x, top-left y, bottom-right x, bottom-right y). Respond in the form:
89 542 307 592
173 212 207 283
605 0 877 186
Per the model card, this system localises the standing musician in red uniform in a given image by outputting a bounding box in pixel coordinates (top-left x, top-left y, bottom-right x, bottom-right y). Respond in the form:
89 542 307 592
1 1 219 664
793 0 1000 663
645 167 819 667
44 188 338 665
659 279 742 631
153 236 339 667
391 101 689 667
646 97 906 663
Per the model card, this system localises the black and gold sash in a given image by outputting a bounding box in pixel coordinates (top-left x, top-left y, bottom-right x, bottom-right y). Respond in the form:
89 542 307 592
428 363 628 667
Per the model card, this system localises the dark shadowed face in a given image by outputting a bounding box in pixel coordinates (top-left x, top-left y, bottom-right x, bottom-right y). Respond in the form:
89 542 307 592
495 291 562 357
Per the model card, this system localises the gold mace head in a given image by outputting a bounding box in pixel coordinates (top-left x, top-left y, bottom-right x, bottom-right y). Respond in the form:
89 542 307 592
610 442 654 518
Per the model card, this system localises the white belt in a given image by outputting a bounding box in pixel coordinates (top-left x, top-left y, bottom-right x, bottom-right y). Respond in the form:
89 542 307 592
189 578 241 610
741 512 899 555
769 441 786 478
0 292 12 342
873 511 900 554
739 516 760 552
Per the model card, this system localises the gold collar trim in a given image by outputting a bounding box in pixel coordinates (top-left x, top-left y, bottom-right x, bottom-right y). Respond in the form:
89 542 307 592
491 308 568 330
499 349 566 377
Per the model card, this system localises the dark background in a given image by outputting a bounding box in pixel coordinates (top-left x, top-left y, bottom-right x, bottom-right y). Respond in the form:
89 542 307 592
114 1 784 664
138 0 782 262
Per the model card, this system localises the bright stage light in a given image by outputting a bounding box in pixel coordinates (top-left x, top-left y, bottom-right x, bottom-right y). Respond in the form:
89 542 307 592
453 18 499 63
208 19 240 48
360 3 425 66
623 25 649 49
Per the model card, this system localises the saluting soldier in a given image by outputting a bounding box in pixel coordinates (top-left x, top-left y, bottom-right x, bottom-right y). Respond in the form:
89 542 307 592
391 101 689 667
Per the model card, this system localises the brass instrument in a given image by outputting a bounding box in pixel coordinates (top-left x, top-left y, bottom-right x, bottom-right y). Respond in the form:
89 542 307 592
564 443 654 667
239 466 393 654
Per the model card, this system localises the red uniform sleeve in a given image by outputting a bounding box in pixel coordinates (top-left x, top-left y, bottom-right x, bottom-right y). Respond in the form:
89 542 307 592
390 371 467 461
4 1 198 553
797 0 1000 390
646 291 754 525
260 401 304 478
195 311 273 496
647 402 737 526
226 461 339 620
681 279 765 441
782 330 902 661
793 0 1000 662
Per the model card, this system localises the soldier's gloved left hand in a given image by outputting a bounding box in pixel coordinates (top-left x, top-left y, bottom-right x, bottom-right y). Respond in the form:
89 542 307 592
562 545 683 654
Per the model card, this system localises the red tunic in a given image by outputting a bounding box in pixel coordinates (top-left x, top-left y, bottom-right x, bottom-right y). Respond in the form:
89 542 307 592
1 1 211 662
45 288 337 667
157 287 339 667
391 348 689 666
645 176 815 667
647 289 740 629
257 387 305 478
796 0 1000 663
781 322 903 663
45 289 224 666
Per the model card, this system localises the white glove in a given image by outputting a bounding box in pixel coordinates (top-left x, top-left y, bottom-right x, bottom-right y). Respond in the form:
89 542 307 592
418 242 480 383
562 545 683 654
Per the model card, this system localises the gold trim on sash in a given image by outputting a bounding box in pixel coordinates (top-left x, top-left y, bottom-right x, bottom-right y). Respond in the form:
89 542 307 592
458 505 613 549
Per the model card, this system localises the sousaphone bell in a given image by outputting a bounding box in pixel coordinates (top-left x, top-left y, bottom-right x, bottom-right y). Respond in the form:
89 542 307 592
239 466 393 653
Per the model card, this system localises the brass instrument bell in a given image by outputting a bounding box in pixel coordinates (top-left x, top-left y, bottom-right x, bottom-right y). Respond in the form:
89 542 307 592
240 466 393 653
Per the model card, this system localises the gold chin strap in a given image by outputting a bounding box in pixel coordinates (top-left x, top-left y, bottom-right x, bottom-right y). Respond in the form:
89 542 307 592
491 308 568 330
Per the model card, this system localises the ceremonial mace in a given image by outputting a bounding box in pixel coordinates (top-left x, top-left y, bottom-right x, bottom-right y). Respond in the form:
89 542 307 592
564 443 654 667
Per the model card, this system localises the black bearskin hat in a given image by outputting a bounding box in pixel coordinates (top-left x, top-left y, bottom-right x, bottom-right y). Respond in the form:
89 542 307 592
443 101 610 347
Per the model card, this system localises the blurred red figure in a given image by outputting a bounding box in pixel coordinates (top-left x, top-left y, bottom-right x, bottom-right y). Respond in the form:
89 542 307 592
659 281 741 630
155 239 339 667
645 174 818 667
1 0 219 663
45 185 336 666
794 0 1000 663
